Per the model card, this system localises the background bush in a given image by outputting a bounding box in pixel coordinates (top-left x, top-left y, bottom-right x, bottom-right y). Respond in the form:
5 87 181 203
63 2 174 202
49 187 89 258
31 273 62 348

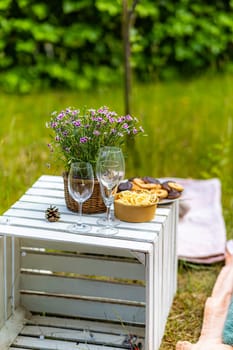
1 0 233 93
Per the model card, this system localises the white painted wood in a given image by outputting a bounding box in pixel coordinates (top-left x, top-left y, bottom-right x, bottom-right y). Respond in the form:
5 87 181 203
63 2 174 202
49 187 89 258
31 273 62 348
20 272 145 302
0 237 5 329
4 207 161 236
1 236 21 322
0 175 178 350
20 238 141 258
0 307 27 350
10 199 168 228
12 335 128 350
0 224 153 252
5 237 13 320
28 315 145 337
145 250 154 350
20 250 145 280
37 174 62 182
33 180 64 190
10 314 145 350
21 293 145 324
153 220 164 348
131 251 146 265
21 325 128 344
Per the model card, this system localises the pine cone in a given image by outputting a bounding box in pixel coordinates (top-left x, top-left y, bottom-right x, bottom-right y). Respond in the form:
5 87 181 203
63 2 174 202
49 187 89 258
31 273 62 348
45 205 60 222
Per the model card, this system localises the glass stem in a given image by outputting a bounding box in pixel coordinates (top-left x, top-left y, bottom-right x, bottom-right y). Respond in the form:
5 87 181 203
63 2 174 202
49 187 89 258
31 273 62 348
106 205 111 227
78 202 83 226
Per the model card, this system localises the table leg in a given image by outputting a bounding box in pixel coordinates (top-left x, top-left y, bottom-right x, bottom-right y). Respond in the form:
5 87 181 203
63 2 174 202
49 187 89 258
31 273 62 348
145 248 155 350
3 235 7 322
11 236 15 313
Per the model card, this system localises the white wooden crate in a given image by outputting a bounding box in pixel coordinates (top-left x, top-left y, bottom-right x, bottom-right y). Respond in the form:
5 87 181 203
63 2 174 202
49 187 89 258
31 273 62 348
0 175 178 350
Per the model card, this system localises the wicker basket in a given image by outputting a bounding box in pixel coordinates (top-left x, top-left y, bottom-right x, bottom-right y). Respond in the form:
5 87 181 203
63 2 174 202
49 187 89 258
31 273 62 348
63 172 106 214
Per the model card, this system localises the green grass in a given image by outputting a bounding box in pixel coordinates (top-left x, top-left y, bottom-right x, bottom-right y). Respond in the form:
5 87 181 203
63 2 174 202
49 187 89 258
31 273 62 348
0 73 233 347
160 261 223 348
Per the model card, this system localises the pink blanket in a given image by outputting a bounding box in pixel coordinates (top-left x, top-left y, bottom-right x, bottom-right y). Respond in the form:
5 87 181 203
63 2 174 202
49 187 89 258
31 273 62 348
171 178 226 264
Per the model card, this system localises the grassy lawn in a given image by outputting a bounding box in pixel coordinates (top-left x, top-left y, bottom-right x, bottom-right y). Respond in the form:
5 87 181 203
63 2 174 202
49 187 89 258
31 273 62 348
0 73 233 348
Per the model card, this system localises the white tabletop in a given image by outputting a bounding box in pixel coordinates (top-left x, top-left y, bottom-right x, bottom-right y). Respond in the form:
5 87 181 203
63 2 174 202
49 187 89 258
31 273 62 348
0 175 173 253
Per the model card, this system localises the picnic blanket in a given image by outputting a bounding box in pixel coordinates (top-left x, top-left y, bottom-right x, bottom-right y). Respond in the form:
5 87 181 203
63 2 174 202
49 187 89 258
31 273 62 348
173 177 226 264
176 242 233 350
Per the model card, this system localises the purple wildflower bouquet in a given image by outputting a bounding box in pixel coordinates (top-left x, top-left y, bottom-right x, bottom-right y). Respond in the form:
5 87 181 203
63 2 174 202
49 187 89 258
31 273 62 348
47 106 145 172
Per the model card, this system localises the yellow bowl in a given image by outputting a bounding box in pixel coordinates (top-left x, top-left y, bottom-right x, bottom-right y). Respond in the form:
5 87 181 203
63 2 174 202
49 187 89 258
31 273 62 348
114 200 157 223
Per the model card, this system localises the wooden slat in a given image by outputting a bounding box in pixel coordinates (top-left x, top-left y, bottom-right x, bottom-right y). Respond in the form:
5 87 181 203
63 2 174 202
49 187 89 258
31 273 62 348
26 187 64 198
10 199 168 227
6 206 161 234
6 206 163 233
20 272 145 302
20 293 145 324
2 215 160 243
20 238 140 259
36 175 62 183
28 315 145 337
12 200 68 212
20 251 145 280
20 325 128 345
33 181 64 190
0 224 154 253
12 336 127 350
17 193 66 206
4 313 144 349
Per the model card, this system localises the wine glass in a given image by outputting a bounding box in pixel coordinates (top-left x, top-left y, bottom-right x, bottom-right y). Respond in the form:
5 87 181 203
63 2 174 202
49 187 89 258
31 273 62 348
96 147 125 235
67 162 94 233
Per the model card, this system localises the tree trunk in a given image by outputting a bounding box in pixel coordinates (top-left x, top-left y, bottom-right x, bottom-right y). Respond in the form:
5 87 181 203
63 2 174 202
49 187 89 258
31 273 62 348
122 0 131 116
122 0 139 116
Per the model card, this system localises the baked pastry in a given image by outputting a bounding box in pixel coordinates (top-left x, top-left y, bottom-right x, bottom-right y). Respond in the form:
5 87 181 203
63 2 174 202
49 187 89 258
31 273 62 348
117 176 184 201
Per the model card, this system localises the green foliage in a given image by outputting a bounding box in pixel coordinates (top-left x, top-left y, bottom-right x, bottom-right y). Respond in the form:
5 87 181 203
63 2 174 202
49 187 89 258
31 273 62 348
1 0 233 91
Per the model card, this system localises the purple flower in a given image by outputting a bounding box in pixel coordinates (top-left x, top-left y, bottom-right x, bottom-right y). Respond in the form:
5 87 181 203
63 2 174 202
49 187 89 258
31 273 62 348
122 123 129 129
80 136 88 143
73 120 81 127
91 116 103 122
117 117 125 123
108 117 115 123
125 114 133 121
97 106 108 114
89 109 96 116
47 105 145 171
57 112 65 120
